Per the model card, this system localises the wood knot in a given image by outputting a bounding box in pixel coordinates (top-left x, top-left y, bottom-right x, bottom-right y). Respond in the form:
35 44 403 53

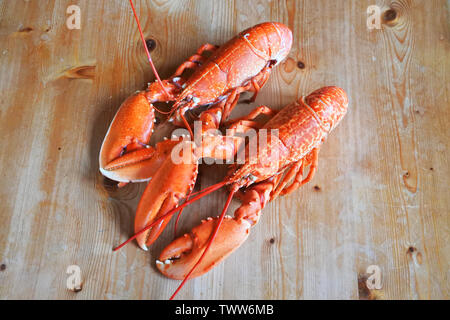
282 57 296 73
297 61 305 69
0 264 6 271
383 9 398 26
18 26 33 33
407 246 423 264
145 38 157 52
357 274 377 300
403 171 410 178
63 65 96 80
102 176 119 192
407 246 416 254
314 185 321 191
269 238 275 244
71 284 83 293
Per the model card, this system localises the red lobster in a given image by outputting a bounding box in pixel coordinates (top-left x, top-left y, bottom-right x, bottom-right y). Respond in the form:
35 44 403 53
99 2 293 250
115 86 349 299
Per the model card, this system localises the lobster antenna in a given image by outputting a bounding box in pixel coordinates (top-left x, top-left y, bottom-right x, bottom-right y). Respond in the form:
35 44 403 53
113 180 228 251
129 0 169 99
169 187 238 300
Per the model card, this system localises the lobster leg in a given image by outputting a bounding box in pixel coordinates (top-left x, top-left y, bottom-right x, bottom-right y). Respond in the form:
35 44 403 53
270 147 321 198
174 43 218 76
245 65 272 103
220 88 241 121
281 147 319 196
199 105 224 131
224 105 276 125
204 104 277 164
199 118 263 162
219 63 276 121
271 160 303 199
221 79 259 120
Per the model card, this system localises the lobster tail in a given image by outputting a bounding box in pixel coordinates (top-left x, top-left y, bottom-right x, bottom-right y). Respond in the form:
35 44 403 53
304 86 349 132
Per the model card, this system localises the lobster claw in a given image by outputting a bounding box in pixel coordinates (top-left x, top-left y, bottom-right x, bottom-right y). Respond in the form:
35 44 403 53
99 91 158 183
99 79 180 183
134 141 199 250
156 216 251 280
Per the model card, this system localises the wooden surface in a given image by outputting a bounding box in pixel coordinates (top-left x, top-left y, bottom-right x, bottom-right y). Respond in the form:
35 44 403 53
0 0 448 300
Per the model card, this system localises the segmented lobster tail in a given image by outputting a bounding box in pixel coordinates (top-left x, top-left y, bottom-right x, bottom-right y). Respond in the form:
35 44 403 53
304 86 349 131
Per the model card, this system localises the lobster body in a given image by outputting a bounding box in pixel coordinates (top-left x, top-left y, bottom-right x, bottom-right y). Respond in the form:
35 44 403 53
228 86 349 189
156 86 349 280
172 22 293 115
100 22 292 183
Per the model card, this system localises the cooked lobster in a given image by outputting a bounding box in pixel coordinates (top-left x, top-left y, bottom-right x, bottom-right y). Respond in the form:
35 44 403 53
115 86 349 299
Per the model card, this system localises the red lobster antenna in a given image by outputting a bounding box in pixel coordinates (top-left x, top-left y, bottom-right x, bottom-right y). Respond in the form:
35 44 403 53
169 187 237 300
129 0 170 111
130 0 197 134
113 180 227 251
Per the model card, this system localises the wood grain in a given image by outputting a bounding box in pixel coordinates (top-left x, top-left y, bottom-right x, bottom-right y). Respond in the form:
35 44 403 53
0 0 448 299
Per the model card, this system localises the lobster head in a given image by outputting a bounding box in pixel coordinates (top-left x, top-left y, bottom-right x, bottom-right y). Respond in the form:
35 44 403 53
303 86 349 132
239 22 293 66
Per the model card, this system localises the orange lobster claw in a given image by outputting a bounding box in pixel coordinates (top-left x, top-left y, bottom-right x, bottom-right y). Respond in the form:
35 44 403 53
99 79 180 183
99 92 158 183
156 216 251 279
134 141 199 250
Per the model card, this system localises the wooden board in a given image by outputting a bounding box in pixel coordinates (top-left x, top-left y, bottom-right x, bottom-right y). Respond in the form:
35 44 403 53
0 0 448 299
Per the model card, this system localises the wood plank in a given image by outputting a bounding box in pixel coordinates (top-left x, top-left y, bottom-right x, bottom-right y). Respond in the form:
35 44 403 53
0 0 448 299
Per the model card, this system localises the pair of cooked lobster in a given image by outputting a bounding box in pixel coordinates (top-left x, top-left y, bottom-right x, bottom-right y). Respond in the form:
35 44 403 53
99 0 348 299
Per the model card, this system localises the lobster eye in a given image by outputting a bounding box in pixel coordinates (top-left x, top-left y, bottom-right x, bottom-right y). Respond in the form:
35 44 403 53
268 59 277 67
